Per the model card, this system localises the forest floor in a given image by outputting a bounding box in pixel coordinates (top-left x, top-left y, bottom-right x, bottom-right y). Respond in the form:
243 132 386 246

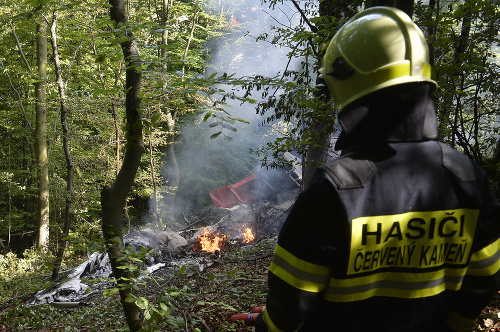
1 235 500 331
0 236 274 331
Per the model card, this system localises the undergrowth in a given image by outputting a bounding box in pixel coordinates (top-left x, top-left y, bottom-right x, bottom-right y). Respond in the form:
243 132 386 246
0 243 272 331
2 239 498 331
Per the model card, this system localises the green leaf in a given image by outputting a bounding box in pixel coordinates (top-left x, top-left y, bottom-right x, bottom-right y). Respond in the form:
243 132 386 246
178 265 187 274
160 302 169 312
151 112 161 123
229 117 250 124
136 297 149 310
202 111 213 122
125 295 136 303
222 124 237 132
102 288 119 296
210 131 222 139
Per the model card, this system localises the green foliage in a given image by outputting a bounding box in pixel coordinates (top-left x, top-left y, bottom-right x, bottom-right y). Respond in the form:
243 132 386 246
0 0 233 251
415 0 500 165
0 248 56 306
1 293 128 331
0 248 54 279
245 0 500 174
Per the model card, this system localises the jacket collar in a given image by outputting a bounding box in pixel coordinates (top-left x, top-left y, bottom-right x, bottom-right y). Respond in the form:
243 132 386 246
335 83 437 152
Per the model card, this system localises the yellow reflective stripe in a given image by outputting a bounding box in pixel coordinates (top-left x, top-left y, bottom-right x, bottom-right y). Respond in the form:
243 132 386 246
445 311 478 332
270 245 331 293
274 245 332 275
468 237 500 276
369 63 410 85
263 307 287 332
324 268 466 302
423 62 432 79
368 62 432 86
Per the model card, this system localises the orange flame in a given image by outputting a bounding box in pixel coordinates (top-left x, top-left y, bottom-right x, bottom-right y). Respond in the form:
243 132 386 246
196 227 229 252
242 227 255 243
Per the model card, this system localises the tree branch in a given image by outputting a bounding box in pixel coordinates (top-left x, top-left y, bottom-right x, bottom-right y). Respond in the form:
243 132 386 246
12 28 31 70
289 0 318 33
1 63 34 136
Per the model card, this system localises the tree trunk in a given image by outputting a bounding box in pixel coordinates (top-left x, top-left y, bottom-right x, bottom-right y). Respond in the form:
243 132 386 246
147 117 160 229
365 0 393 8
451 1 472 152
102 0 144 330
164 111 179 227
35 22 50 250
182 6 198 74
160 0 180 227
161 0 171 65
393 0 414 17
303 133 329 188
92 23 132 234
7 129 12 252
48 11 74 281
302 0 351 188
426 0 437 67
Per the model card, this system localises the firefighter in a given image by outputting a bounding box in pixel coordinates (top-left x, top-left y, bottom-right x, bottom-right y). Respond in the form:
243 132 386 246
255 6 500 332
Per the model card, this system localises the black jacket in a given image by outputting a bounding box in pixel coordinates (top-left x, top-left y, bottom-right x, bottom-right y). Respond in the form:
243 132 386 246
255 83 500 331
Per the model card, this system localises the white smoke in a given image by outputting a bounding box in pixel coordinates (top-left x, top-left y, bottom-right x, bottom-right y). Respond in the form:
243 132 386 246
164 0 303 218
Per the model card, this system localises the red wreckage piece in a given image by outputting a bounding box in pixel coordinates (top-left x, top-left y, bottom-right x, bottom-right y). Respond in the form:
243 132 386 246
209 174 260 208
209 163 302 209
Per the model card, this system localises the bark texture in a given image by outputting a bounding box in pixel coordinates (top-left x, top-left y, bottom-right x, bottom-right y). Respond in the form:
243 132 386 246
35 23 50 249
47 12 75 280
102 0 144 330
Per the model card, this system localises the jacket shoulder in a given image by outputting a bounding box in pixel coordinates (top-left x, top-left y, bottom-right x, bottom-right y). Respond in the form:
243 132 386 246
320 153 376 190
438 142 476 182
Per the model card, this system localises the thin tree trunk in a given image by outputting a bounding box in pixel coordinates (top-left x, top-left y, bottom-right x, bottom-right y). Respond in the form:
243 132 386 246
47 11 74 281
393 0 414 17
35 22 50 250
7 128 12 253
182 6 198 74
302 0 339 188
365 0 393 8
161 0 180 227
102 0 144 330
427 0 437 67
161 0 171 62
148 131 160 228
303 135 329 188
451 0 472 151
13 28 31 70
91 25 131 234
164 111 179 226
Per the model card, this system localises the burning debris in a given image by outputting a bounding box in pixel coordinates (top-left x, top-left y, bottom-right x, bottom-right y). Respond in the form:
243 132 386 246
192 224 256 252
193 227 231 252
28 169 299 308
241 225 255 243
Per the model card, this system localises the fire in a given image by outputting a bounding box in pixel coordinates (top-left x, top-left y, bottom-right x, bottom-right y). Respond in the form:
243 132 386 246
194 226 256 252
195 227 229 252
242 227 255 243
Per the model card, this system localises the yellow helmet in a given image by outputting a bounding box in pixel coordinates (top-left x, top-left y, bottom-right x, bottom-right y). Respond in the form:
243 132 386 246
320 6 437 109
